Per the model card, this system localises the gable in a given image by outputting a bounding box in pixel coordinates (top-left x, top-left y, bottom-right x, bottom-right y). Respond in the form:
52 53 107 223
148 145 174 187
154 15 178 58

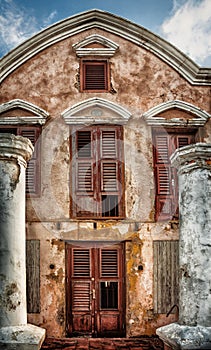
1 10 210 85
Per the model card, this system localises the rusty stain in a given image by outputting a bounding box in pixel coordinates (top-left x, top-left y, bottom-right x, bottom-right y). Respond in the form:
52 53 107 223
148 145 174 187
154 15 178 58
51 239 64 252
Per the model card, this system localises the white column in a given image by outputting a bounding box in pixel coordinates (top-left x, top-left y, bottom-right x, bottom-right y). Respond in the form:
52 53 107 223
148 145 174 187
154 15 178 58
0 133 45 349
0 134 33 327
172 143 211 327
156 143 211 349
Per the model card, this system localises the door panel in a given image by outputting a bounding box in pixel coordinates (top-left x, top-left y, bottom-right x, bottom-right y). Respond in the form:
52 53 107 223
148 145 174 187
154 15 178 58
66 243 125 337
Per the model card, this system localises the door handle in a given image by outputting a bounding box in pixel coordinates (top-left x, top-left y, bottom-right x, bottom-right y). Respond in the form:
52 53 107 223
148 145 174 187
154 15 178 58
92 289 96 300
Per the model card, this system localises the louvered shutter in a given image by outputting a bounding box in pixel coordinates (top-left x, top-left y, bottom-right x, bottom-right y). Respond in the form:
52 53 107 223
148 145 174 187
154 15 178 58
83 61 108 91
71 249 91 311
72 281 91 311
74 130 97 217
154 134 173 221
101 249 118 277
18 127 40 195
154 132 195 221
73 249 90 277
100 127 123 217
72 126 124 218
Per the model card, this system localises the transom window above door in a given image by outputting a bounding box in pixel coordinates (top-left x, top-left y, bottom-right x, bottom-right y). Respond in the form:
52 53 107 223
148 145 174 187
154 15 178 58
71 125 125 218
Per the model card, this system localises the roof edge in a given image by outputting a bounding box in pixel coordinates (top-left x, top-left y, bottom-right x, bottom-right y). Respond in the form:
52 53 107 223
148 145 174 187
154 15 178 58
0 9 211 85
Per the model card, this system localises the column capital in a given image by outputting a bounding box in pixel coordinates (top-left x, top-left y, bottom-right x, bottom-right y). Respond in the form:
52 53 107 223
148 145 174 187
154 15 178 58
0 133 33 167
170 143 211 174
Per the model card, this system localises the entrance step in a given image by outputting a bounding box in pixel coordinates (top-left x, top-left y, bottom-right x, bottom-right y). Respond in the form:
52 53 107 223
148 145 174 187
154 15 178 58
41 337 164 349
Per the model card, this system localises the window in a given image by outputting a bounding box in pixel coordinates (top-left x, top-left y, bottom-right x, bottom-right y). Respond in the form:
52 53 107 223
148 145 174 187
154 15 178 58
153 129 195 221
81 61 109 92
0 126 41 195
71 125 124 218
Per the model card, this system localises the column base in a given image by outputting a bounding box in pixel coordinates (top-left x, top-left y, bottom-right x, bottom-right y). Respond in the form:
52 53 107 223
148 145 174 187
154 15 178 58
156 323 211 350
0 324 46 350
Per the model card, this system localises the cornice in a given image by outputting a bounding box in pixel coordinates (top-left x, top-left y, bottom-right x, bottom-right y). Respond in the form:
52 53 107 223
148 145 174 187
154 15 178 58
0 10 211 85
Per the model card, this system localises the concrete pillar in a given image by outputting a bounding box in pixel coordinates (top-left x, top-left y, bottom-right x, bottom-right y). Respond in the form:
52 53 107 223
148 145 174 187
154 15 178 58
0 134 45 349
156 143 211 349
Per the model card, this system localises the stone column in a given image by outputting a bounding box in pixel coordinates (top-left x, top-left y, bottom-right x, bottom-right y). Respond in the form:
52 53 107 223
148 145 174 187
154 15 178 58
0 134 45 349
156 143 211 350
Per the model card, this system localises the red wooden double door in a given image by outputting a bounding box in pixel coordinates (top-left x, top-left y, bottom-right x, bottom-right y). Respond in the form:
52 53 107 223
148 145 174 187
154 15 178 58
66 242 125 337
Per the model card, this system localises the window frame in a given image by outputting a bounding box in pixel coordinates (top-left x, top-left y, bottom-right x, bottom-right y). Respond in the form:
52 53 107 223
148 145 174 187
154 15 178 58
80 60 110 92
70 125 125 219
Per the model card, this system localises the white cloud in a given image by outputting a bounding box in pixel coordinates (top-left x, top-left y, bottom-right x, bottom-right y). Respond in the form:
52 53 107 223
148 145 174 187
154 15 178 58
42 10 58 28
0 0 57 56
161 0 211 67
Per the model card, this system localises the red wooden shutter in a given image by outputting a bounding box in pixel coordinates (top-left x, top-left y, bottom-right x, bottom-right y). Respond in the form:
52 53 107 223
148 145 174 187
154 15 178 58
154 134 173 221
72 281 91 311
70 248 92 333
74 130 97 217
100 127 124 218
72 126 124 218
154 131 195 221
82 61 108 91
71 249 91 310
72 249 91 277
101 249 118 277
18 127 40 195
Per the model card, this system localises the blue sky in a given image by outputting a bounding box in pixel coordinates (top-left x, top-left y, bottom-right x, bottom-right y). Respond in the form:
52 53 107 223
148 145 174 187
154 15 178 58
0 0 211 67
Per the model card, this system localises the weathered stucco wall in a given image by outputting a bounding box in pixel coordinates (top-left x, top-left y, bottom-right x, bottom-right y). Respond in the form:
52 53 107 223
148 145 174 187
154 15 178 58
0 25 210 338
1 29 210 114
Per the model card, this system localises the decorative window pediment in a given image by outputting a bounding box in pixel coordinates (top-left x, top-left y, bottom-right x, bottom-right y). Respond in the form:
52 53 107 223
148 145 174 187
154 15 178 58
143 100 210 127
62 98 131 125
0 99 49 125
72 34 119 57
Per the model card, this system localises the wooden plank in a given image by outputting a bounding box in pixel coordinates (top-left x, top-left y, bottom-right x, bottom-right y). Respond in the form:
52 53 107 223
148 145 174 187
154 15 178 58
153 240 179 314
26 240 40 313
153 241 158 313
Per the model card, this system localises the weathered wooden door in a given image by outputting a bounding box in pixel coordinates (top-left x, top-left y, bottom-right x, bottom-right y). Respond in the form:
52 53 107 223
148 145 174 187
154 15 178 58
66 242 125 337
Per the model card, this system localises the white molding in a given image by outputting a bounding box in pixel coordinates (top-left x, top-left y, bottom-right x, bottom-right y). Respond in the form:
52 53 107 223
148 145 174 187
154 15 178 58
72 34 119 57
143 100 210 127
61 97 131 125
0 10 210 85
0 99 49 125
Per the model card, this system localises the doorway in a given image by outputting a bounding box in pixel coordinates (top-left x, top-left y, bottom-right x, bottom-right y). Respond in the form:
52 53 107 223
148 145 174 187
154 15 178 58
66 242 125 337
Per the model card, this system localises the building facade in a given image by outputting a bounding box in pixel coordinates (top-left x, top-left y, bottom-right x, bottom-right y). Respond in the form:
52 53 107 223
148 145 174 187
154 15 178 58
0 10 211 338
